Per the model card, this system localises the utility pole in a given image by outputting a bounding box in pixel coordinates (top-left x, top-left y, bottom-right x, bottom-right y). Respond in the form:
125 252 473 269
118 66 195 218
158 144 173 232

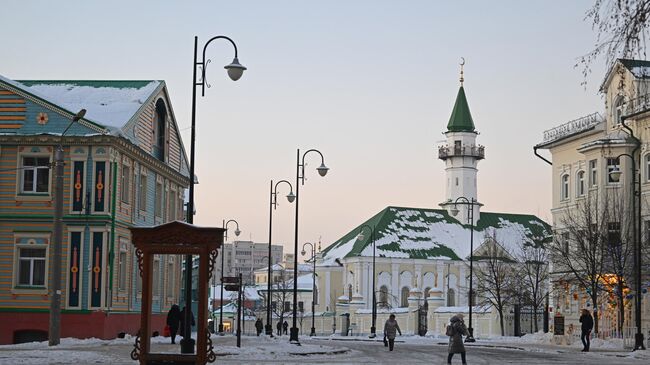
49 109 86 346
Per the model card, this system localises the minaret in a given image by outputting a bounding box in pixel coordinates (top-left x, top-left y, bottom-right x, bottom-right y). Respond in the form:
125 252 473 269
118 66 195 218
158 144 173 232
438 60 484 221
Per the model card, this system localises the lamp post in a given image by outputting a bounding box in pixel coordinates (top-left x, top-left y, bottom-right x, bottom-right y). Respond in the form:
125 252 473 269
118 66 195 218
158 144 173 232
182 35 246 353
609 148 645 351
267 180 295 336
301 242 317 336
290 149 329 344
450 196 477 343
49 109 86 346
356 224 377 338
219 219 241 334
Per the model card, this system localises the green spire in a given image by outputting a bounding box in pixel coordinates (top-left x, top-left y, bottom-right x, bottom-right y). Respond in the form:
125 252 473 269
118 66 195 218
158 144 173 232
446 86 475 132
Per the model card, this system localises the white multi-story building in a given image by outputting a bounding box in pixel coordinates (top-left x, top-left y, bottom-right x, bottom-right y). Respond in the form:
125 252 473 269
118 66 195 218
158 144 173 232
213 240 283 285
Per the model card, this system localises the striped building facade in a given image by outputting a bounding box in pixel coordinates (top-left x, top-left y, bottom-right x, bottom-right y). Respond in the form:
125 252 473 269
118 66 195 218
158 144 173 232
0 77 190 344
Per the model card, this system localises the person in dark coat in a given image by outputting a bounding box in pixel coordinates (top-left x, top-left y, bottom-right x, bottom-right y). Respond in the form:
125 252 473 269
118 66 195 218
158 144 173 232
255 318 264 336
579 309 594 352
166 304 181 344
447 314 469 364
179 306 196 339
277 320 282 336
383 314 402 351
282 320 289 335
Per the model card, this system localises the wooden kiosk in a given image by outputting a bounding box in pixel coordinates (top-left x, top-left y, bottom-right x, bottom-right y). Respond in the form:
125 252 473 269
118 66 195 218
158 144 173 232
129 221 224 365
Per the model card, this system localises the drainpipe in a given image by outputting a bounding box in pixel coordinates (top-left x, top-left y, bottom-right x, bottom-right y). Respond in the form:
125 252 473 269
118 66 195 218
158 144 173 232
533 146 552 166
107 161 118 312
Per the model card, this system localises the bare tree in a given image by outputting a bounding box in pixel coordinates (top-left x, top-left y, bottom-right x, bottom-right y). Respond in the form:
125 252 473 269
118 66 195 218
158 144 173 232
516 238 550 333
473 230 517 336
257 266 294 333
580 0 650 81
548 190 607 334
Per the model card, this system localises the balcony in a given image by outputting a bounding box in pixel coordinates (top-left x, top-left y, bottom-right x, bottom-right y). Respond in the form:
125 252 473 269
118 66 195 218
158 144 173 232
438 144 485 160
541 112 603 144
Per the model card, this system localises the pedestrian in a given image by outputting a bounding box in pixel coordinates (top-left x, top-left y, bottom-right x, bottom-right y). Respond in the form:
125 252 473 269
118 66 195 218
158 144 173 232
283 320 289 335
579 308 594 352
179 306 196 339
166 304 181 344
277 321 282 336
383 314 402 351
255 318 264 336
446 313 469 364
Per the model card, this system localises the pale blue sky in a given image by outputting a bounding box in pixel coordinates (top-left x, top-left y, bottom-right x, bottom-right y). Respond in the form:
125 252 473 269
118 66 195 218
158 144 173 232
3 1 606 255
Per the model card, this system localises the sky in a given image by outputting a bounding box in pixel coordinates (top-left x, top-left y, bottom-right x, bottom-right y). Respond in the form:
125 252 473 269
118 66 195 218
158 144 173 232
2 0 609 259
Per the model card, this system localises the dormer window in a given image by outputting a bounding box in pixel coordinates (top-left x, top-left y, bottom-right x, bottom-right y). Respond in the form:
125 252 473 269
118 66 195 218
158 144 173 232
613 96 625 126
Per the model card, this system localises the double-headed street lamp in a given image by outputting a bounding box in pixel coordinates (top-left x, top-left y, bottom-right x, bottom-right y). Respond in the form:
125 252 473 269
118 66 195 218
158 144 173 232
356 225 377 338
219 219 241 334
608 116 645 350
301 242 317 336
290 149 329 344
266 180 296 335
182 35 246 354
450 196 478 343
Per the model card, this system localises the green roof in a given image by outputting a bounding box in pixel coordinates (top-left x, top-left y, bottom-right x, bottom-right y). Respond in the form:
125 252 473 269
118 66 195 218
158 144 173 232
320 206 551 263
446 86 475 132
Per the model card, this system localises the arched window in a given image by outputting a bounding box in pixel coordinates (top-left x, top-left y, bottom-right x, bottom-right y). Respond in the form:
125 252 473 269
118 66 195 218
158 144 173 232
347 284 352 301
561 174 569 200
379 285 389 307
576 171 585 197
447 288 455 306
154 99 167 161
400 287 410 307
613 96 625 125
646 154 650 182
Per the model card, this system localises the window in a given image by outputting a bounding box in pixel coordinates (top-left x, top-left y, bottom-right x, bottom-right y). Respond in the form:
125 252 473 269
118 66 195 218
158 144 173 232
589 159 598 187
447 288 455 306
117 239 128 291
169 189 176 221
454 140 462 155
646 155 650 182
153 255 160 296
121 165 130 203
298 301 304 312
607 157 620 184
154 99 167 161
155 182 163 217
139 173 148 210
167 256 175 296
613 96 625 125
561 232 570 253
21 157 50 193
379 285 388 306
561 174 569 200
607 222 621 247
400 286 410 307
18 247 46 287
577 171 585 197
284 301 291 312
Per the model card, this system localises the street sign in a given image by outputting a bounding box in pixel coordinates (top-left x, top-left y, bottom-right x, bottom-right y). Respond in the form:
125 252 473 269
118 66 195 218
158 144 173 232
222 276 240 284
225 284 240 291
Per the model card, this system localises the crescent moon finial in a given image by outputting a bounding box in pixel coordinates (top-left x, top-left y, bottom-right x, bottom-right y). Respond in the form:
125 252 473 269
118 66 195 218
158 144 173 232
459 57 465 86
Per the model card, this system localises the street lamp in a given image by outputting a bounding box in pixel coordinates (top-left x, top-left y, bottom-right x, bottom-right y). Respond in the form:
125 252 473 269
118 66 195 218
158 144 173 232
290 149 329 344
608 137 645 350
49 109 86 346
219 219 241 334
450 196 477 343
356 225 377 338
182 35 245 354
301 242 317 336
267 180 295 336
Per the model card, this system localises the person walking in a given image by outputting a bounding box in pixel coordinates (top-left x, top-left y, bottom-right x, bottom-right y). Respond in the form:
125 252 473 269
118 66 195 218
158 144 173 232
383 314 402 351
277 320 282 336
166 304 181 344
447 314 469 364
255 318 264 336
282 320 289 335
579 309 594 352
179 306 196 338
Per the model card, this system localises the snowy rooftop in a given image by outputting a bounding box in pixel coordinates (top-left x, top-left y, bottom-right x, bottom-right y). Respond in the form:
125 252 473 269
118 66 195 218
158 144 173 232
320 206 551 265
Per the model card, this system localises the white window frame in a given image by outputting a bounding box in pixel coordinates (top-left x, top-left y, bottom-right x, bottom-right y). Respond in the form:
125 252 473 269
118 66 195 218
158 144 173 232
155 181 163 218
19 154 51 195
153 254 161 298
166 256 175 298
607 157 620 184
589 159 598 187
561 174 570 200
169 187 177 221
576 170 585 197
139 169 148 212
118 238 129 292
646 154 650 182
121 164 131 204
12 234 50 294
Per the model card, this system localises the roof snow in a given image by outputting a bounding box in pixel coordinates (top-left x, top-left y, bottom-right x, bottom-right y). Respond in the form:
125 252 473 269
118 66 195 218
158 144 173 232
320 206 551 264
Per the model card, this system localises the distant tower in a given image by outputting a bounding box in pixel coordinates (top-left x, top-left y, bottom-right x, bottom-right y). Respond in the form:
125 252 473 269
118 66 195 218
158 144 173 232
438 60 484 221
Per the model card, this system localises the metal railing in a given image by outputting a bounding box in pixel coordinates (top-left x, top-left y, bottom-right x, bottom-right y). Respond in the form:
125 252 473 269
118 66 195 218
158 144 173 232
438 145 485 160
